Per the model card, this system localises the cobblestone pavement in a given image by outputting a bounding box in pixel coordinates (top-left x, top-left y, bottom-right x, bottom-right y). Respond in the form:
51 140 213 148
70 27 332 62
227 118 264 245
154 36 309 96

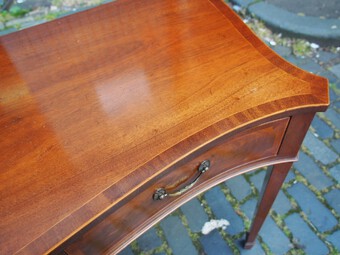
1 1 339 254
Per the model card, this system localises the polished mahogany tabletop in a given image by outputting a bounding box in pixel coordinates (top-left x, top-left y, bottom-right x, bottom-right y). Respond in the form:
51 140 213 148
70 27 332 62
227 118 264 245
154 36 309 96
0 0 328 254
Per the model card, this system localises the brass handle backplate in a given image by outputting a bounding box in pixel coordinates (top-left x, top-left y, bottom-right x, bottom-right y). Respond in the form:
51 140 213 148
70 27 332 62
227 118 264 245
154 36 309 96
153 160 210 200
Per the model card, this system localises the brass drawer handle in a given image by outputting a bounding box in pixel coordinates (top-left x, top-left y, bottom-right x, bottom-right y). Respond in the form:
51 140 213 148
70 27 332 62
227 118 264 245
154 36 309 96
153 160 210 200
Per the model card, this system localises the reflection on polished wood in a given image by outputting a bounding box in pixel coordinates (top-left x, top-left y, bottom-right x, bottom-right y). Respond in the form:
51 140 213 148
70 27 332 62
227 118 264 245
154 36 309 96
0 0 328 254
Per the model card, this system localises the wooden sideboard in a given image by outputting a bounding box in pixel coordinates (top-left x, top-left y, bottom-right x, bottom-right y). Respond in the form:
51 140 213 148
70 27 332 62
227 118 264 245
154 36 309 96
0 0 329 254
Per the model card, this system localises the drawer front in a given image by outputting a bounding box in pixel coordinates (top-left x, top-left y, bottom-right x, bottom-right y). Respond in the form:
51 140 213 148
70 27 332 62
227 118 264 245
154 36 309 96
63 118 289 254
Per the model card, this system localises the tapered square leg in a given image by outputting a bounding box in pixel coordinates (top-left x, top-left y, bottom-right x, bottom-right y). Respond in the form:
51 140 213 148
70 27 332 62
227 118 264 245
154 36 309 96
244 113 315 249
244 162 292 249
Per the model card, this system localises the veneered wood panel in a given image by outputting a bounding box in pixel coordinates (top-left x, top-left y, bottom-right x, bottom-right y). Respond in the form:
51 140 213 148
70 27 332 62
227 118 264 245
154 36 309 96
0 0 328 254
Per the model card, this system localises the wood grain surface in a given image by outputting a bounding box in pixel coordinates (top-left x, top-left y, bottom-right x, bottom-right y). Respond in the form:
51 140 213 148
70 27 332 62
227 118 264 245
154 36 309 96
0 0 328 254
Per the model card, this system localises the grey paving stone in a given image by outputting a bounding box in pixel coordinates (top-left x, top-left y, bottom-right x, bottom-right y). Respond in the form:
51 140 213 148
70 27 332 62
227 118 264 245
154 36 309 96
331 63 340 79
284 55 298 64
336 81 340 90
299 60 325 74
260 217 291 255
324 108 340 128
319 70 339 84
296 58 322 73
303 132 337 165
160 216 197 255
336 82 340 90
317 51 338 63
331 139 340 153
20 20 46 29
200 230 232 255
137 227 162 251
294 152 333 190
230 0 255 8
326 230 340 251
273 190 292 215
285 55 310 67
118 246 134 255
272 45 292 57
241 198 257 220
181 198 209 233
250 169 294 193
204 186 244 235
285 214 329 255
250 170 266 192
329 164 340 182
0 27 17 36
334 100 340 109
324 189 340 215
287 183 337 232
331 139 340 154
235 239 265 255
330 89 337 103
225 175 252 201
311 116 334 139
285 169 296 182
